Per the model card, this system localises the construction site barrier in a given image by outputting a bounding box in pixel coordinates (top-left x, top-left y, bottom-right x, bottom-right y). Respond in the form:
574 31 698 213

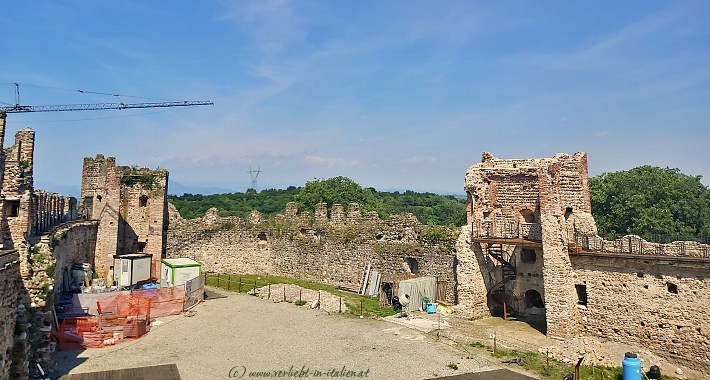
53 276 204 351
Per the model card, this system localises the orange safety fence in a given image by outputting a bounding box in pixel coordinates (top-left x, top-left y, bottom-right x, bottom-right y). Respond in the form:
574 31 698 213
54 284 190 351
133 286 186 317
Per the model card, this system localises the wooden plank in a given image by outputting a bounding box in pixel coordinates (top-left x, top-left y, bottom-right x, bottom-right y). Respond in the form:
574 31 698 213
60 363 182 380
471 238 542 248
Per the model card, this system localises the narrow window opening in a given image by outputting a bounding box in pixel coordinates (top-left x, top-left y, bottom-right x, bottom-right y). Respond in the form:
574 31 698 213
139 195 148 207
96 195 102 202
575 284 588 305
257 232 267 241
6 200 20 217
521 249 537 263
520 209 535 223
136 242 146 253
564 207 573 221
667 283 678 294
404 258 419 274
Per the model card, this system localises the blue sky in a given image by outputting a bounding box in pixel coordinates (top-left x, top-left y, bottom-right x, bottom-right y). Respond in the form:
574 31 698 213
1 0 708 196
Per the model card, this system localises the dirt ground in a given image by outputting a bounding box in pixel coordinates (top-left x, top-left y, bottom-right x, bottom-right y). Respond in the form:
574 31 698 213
52 289 533 380
435 313 700 379
52 287 701 380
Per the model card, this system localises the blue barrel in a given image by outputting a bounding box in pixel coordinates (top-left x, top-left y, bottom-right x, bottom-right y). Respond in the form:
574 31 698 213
622 352 642 380
426 303 437 314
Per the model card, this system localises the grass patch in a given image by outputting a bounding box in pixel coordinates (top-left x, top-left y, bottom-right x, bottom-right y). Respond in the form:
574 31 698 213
465 343 676 380
205 273 396 317
294 300 307 306
446 362 458 370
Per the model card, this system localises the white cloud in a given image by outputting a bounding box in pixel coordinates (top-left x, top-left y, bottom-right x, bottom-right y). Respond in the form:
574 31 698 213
303 155 357 167
403 156 438 164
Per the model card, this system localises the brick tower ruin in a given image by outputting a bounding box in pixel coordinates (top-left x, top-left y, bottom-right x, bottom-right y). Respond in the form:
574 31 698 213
456 151 594 339
456 151 710 372
80 155 169 276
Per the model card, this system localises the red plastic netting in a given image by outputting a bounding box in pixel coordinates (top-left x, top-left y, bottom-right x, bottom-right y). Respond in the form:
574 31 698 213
55 285 187 350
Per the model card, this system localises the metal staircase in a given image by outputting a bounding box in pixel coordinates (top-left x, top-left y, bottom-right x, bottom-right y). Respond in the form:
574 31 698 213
487 243 516 282
485 243 518 316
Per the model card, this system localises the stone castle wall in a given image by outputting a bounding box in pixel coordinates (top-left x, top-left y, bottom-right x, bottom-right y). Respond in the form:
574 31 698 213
571 254 710 373
0 113 80 379
47 221 99 293
0 251 21 380
167 203 459 302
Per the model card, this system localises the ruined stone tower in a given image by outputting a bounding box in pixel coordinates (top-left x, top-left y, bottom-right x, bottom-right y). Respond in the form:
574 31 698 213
456 152 710 373
80 155 169 276
456 152 595 339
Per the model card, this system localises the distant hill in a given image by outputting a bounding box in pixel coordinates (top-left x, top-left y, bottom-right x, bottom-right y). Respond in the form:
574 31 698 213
167 180 237 196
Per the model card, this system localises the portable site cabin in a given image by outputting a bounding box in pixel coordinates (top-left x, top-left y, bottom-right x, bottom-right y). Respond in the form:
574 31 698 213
161 258 202 287
114 253 153 287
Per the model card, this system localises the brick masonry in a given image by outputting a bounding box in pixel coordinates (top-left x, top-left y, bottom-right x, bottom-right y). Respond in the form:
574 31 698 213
456 151 710 373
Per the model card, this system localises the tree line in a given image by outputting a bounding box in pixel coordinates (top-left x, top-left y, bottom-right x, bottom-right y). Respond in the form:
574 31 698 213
169 176 467 226
170 168 710 241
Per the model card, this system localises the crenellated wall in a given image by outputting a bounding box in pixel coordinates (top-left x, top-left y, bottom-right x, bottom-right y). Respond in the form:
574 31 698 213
167 202 459 303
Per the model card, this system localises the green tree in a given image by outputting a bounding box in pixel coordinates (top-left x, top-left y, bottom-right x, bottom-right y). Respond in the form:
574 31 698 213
590 166 710 241
295 176 377 213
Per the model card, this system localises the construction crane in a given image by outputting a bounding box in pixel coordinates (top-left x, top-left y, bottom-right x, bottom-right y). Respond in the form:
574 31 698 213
0 83 213 113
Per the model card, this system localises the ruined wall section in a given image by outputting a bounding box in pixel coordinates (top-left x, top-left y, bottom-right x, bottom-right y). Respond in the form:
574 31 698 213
167 203 458 302
538 163 577 339
46 221 99 293
0 251 20 380
571 255 710 373
33 191 77 236
556 152 591 213
454 228 494 318
167 212 273 275
2 129 34 195
1 130 35 255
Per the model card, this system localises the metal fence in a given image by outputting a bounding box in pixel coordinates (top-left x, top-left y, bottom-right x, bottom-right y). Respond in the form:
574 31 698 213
572 232 710 258
471 220 542 241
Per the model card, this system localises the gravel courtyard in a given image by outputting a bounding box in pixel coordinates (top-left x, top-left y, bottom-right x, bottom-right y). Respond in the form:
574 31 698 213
54 290 515 380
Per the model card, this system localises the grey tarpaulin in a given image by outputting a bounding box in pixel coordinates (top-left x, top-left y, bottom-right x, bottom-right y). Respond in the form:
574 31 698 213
398 277 437 312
